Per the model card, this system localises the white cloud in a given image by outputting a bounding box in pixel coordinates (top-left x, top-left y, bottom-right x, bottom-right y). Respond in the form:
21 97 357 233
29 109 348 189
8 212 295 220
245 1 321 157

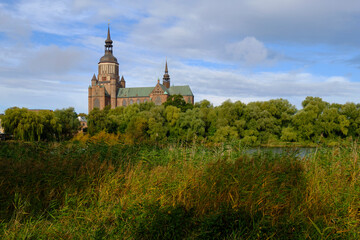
0 6 31 40
21 45 91 75
226 37 268 65
167 63 360 108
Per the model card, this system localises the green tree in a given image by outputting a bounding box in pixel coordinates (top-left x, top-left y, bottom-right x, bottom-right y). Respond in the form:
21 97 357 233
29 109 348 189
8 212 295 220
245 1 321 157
164 94 193 112
281 127 298 142
212 126 238 143
174 108 205 142
2 108 47 141
340 102 360 137
147 105 167 142
54 107 80 140
293 97 329 141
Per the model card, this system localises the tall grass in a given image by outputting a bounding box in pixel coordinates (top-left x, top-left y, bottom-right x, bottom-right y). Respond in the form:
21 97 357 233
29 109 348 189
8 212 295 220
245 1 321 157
1 139 360 239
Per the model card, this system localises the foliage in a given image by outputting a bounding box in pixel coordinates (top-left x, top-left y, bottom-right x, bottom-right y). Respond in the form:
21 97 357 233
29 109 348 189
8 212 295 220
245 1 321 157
1 107 79 141
163 94 193 112
1 141 360 239
4 96 360 145
82 97 360 145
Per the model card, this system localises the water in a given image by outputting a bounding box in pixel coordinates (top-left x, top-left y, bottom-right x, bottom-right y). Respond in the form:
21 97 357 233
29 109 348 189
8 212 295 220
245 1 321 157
245 147 317 158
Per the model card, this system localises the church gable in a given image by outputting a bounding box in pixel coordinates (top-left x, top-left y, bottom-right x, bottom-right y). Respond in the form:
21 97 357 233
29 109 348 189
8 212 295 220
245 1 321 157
151 83 169 96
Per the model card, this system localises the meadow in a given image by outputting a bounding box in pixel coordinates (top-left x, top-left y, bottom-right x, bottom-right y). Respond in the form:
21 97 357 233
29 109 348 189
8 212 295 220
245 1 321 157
1 138 360 239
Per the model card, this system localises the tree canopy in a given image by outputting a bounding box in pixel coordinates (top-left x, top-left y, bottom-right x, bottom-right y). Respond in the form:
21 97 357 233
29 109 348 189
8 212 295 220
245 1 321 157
2 107 79 141
3 96 360 145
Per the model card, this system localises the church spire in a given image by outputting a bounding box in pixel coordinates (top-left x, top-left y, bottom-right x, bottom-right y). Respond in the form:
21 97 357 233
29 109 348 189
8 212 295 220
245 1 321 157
99 25 118 63
163 59 170 88
105 24 113 54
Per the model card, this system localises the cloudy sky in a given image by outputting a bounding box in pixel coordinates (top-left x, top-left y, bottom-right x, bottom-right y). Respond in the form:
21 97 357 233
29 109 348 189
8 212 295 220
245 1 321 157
1 0 360 113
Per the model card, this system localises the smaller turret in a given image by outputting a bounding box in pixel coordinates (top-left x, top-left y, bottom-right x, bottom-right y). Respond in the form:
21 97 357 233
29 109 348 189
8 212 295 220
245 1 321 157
120 75 126 88
91 74 97 86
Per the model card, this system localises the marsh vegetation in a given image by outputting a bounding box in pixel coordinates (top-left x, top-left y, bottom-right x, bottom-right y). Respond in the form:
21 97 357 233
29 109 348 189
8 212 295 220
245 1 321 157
1 139 360 239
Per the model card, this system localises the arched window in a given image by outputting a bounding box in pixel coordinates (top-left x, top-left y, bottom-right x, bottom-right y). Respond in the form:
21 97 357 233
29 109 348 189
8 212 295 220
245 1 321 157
155 96 161 105
94 98 100 109
130 99 133 105
137 99 140 104
144 99 147 103
122 99 126 106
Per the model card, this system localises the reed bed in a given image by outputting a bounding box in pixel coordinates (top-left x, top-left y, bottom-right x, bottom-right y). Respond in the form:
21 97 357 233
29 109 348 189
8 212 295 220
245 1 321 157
1 140 360 239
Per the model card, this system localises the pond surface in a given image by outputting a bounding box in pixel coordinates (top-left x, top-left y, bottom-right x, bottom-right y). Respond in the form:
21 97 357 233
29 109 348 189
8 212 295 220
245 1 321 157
245 147 317 158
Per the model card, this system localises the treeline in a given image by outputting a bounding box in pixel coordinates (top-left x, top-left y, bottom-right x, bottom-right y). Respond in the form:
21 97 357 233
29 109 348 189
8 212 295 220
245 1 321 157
86 96 360 145
1 107 79 141
2 96 360 144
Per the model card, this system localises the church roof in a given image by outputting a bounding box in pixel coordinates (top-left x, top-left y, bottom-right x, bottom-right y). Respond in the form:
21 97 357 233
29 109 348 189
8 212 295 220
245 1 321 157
117 85 193 98
168 85 193 96
117 87 154 98
99 53 118 64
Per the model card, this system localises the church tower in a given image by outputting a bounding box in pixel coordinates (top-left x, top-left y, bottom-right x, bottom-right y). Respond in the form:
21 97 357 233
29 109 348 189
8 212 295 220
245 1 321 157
162 60 170 88
98 25 120 93
88 25 122 112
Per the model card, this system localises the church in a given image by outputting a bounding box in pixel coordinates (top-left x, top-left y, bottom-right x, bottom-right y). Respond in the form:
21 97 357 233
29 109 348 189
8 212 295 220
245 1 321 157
88 27 194 113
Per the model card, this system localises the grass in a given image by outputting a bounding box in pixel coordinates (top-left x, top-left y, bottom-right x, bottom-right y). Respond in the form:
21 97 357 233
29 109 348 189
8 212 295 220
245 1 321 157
0 140 360 239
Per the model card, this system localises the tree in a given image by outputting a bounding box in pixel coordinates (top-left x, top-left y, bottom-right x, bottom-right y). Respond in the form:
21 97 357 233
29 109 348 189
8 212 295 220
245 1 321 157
281 127 298 142
164 94 193 112
174 108 205 142
54 107 80 140
293 97 329 141
340 102 360 137
212 126 238 143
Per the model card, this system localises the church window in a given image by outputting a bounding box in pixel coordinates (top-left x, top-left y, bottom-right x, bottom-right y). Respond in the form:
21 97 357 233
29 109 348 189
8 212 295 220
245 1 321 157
155 96 161 105
137 99 140 104
130 99 133 105
122 99 126 106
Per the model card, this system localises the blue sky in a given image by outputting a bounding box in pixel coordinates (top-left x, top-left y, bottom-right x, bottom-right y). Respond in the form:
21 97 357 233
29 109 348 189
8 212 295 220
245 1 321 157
1 0 360 113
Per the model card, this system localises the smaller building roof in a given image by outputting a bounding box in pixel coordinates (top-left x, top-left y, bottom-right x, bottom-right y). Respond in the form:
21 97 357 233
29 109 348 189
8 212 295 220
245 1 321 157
77 116 87 122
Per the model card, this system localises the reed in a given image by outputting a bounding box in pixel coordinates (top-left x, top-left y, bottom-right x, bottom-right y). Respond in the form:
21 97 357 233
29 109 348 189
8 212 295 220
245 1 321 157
1 140 360 239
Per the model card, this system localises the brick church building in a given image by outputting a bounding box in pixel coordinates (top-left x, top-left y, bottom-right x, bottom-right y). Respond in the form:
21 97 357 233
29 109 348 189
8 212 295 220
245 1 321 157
88 27 194 113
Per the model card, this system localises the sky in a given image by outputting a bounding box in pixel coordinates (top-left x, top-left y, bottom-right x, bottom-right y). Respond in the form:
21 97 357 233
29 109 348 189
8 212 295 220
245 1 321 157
1 0 360 114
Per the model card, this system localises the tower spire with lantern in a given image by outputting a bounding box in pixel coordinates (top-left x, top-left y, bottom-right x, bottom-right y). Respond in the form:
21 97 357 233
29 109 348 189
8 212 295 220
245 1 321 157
162 59 170 88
